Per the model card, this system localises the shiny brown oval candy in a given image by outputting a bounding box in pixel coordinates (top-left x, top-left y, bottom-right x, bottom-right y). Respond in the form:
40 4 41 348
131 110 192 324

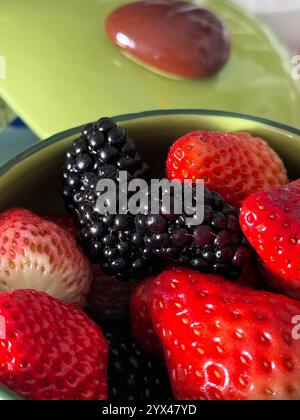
106 0 231 79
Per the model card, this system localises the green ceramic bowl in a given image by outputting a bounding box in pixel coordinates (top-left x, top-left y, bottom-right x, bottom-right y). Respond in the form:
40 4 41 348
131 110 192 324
1 109 300 400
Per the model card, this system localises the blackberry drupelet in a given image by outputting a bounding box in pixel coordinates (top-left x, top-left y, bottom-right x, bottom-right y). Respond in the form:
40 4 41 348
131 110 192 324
62 117 252 281
106 332 172 401
62 117 150 213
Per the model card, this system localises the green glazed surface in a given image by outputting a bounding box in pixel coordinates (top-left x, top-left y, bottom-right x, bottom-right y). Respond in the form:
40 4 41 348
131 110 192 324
0 0 299 138
1 109 300 400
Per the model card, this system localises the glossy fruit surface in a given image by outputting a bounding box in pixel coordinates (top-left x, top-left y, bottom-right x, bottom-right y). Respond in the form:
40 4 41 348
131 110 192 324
240 179 300 300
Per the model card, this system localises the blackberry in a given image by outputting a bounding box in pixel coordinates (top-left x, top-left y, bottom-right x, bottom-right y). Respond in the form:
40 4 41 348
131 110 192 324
62 117 252 281
62 117 150 213
106 332 172 401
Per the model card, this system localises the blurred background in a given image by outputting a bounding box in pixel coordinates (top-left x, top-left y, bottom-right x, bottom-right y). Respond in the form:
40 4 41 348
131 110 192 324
233 0 300 51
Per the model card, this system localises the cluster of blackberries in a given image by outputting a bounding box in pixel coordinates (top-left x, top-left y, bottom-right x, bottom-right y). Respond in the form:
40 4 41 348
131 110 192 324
62 117 251 281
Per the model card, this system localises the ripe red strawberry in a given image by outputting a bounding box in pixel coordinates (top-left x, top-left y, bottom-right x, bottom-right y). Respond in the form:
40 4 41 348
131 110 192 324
0 208 92 305
130 278 162 357
240 179 300 300
130 266 263 358
88 264 136 321
166 131 288 208
149 268 300 400
0 289 108 400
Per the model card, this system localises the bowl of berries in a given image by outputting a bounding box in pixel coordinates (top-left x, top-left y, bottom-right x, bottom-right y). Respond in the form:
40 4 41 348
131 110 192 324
1 109 300 400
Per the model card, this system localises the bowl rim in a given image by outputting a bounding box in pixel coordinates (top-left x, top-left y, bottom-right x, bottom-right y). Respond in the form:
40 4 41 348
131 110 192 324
1 108 300 180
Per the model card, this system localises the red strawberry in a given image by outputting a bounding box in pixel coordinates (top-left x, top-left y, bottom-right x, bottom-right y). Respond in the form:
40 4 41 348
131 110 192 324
0 289 108 400
43 213 136 319
130 266 264 359
130 278 162 357
0 208 92 305
149 268 300 400
258 261 295 294
240 179 300 300
88 265 136 321
166 131 288 208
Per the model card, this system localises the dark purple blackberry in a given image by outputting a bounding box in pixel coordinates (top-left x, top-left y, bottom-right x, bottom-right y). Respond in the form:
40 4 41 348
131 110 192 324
106 332 172 401
62 117 150 213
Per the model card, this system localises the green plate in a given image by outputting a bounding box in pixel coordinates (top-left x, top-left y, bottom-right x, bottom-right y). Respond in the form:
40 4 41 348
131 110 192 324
1 109 300 400
0 0 299 138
